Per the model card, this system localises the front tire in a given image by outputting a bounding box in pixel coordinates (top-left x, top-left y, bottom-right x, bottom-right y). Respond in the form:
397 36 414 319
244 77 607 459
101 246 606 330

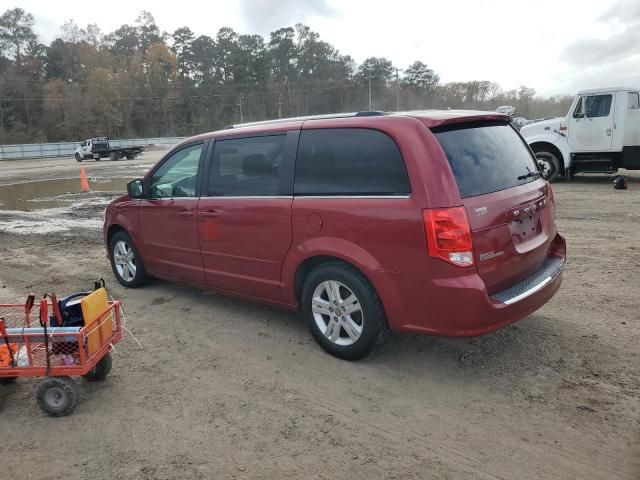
109 231 150 288
534 151 561 181
36 376 79 417
301 262 387 360
75 153 82 162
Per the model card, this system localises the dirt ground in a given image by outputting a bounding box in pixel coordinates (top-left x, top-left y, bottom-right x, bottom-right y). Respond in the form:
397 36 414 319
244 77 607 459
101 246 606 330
0 154 638 480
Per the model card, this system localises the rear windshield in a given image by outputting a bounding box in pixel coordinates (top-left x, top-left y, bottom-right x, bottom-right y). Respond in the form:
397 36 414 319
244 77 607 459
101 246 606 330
433 122 540 198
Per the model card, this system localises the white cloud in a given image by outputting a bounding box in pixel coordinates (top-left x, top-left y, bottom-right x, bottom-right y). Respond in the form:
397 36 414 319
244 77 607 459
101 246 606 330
238 0 336 34
9 0 640 96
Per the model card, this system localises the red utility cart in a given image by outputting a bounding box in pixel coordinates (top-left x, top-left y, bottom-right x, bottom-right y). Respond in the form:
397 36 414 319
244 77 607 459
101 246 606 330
0 297 122 416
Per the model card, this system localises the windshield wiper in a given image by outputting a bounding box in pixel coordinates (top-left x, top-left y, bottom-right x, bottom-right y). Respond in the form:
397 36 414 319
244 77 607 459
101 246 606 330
517 171 540 181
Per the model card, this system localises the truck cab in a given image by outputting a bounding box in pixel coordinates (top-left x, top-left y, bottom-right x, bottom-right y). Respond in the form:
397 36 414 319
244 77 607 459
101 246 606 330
75 138 110 162
521 87 640 180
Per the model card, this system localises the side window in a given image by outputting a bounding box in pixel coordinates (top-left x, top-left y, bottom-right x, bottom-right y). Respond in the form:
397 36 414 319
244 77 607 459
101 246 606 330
81 141 86 147
208 135 286 196
572 97 584 118
149 143 203 198
294 128 410 196
628 92 640 109
585 94 612 118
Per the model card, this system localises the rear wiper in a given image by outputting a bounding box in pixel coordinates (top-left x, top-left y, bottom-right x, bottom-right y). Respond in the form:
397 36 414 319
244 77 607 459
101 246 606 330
517 171 540 180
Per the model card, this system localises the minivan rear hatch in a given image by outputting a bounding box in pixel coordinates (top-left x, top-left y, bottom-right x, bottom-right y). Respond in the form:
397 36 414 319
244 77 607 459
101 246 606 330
433 121 555 294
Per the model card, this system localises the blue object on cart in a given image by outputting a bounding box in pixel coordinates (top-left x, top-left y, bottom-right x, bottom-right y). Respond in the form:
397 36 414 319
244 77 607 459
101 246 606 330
51 292 90 328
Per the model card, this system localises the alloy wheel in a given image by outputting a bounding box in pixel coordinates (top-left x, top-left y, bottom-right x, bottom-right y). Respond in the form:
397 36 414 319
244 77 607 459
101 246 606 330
113 240 137 282
311 280 364 346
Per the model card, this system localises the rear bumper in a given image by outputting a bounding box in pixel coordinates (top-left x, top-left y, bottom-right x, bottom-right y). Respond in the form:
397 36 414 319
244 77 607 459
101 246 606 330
372 233 566 336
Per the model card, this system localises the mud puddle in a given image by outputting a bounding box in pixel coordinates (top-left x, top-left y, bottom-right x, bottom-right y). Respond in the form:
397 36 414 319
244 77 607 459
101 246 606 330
0 177 131 236
0 177 130 211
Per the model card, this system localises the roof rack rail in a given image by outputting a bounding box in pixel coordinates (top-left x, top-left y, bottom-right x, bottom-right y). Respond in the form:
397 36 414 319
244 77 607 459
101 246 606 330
224 111 386 129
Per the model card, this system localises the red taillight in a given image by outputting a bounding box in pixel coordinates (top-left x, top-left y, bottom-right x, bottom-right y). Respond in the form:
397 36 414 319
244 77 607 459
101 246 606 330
423 207 474 267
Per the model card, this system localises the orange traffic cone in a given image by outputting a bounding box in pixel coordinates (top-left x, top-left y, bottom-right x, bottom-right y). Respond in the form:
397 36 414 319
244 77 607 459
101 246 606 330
80 166 90 192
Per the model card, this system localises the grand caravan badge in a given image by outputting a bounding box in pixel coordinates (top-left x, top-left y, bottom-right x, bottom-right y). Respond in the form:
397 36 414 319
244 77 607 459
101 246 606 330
475 207 488 216
479 251 505 262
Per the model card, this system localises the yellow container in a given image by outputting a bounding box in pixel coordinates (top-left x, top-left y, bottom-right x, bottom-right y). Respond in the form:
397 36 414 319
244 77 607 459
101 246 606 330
80 288 112 355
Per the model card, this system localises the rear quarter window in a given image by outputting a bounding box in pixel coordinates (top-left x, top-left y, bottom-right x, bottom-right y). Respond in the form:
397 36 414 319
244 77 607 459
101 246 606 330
294 128 410 196
433 122 540 198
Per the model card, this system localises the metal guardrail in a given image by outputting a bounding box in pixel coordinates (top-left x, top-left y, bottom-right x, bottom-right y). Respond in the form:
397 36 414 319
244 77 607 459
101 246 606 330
0 137 187 160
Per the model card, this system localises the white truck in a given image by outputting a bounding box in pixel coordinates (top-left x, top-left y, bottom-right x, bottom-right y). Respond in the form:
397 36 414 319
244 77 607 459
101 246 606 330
74 137 144 162
520 87 640 180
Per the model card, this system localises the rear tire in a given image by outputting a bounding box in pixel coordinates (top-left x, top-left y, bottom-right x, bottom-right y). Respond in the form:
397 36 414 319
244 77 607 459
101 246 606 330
301 262 387 360
108 231 150 288
83 352 112 381
36 376 79 417
534 150 561 181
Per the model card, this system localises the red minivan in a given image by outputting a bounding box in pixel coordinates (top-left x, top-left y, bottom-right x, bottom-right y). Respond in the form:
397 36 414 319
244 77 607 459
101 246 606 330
104 111 566 360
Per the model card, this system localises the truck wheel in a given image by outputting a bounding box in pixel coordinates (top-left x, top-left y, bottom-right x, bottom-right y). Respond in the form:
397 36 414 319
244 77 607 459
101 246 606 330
75 153 82 162
109 152 117 161
534 151 560 181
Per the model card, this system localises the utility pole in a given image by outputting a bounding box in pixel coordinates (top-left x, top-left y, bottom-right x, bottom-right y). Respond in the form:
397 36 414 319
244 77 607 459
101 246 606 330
368 76 372 111
235 95 244 123
396 68 400 111
276 93 283 119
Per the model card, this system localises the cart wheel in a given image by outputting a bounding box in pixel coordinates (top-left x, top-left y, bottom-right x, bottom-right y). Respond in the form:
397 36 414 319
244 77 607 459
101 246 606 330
83 352 112 381
36 376 79 417
0 377 17 385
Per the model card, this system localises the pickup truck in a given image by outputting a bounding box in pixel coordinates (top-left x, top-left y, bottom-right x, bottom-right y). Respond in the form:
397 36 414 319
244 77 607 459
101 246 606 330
521 87 640 180
74 138 144 162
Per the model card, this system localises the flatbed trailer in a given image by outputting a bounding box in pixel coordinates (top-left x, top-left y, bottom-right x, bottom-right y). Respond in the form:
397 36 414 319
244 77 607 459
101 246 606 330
74 137 144 162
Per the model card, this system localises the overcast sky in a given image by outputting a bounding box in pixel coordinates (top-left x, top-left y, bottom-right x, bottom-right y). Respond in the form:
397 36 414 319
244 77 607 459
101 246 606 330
12 0 640 96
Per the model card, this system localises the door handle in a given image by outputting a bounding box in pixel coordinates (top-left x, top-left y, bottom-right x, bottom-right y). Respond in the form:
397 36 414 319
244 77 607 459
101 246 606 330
606 128 612 136
178 210 194 219
200 210 219 218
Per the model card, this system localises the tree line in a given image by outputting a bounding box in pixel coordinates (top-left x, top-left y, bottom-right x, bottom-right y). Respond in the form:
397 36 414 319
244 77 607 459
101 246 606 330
0 8 573 143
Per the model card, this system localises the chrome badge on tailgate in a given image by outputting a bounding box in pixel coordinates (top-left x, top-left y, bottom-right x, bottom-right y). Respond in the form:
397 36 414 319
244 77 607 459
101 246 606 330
479 250 505 262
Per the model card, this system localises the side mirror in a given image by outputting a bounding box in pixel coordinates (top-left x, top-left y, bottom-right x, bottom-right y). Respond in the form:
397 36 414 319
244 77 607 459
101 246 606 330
127 179 144 199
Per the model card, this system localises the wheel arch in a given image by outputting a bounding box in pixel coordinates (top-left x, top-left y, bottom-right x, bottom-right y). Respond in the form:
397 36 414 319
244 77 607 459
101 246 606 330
283 238 383 304
293 255 362 305
530 141 566 173
106 224 127 245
